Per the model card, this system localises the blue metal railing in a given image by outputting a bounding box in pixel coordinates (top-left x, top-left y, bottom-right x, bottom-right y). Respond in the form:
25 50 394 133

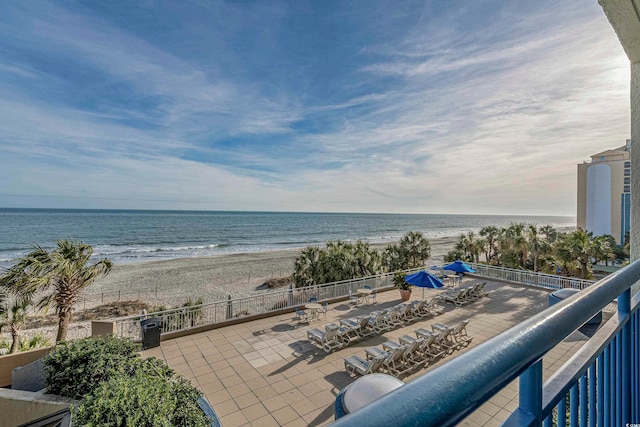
332 259 640 427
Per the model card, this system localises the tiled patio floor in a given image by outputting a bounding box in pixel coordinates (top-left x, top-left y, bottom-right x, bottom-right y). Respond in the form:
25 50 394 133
142 279 612 426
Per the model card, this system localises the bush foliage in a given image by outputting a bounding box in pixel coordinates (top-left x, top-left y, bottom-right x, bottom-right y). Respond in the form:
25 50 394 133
43 335 160 399
43 336 210 425
73 373 209 427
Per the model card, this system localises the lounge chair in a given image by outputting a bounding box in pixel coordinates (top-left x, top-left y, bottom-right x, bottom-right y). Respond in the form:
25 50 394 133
368 311 391 333
448 319 472 347
381 344 411 377
382 306 404 329
307 326 342 353
430 324 459 352
386 338 424 371
341 316 375 338
469 282 488 299
423 298 444 316
407 331 444 361
344 354 385 377
398 303 417 323
440 289 469 307
336 323 360 347
410 300 428 319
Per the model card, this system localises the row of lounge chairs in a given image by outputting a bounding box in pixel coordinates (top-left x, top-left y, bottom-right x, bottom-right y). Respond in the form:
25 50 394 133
343 320 472 377
306 298 445 353
437 282 489 307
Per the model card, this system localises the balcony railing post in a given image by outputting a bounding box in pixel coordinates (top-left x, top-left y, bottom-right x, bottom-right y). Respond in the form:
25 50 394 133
619 288 631 424
519 359 543 425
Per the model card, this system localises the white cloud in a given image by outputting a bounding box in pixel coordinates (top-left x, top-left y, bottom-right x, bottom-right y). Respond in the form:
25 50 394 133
0 0 631 215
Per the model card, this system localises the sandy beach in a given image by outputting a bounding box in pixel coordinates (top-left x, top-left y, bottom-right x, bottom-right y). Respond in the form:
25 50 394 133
85 236 458 307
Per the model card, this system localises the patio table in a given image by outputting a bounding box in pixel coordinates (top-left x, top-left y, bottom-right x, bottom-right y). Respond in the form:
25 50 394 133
305 302 322 321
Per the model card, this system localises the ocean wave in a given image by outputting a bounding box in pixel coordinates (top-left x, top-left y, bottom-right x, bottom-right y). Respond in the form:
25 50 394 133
93 243 221 256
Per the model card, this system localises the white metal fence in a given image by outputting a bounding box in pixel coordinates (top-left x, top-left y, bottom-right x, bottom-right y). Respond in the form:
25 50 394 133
112 264 595 340
469 263 594 290
113 267 422 339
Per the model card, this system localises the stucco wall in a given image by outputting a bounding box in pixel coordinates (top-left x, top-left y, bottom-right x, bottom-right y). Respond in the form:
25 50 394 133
0 347 51 388
0 389 74 427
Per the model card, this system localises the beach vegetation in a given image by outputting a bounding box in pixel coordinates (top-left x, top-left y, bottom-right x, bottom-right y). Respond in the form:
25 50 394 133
383 232 432 271
0 332 52 354
293 240 383 287
0 290 30 354
449 231 483 263
446 224 624 279
399 231 432 268
0 240 112 342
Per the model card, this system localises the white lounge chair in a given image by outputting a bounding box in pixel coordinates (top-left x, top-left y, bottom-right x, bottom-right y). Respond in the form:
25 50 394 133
344 354 385 377
307 326 342 353
368 311 391 333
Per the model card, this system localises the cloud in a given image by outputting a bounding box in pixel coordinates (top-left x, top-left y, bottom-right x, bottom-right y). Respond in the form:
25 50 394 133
0 0 631 215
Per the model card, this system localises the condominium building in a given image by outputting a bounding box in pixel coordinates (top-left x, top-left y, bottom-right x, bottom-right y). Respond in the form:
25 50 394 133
577 140 631 244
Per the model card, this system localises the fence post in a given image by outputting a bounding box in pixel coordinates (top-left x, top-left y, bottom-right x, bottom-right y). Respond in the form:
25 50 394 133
619 289 631 423
155 285 158 298
101 292 104 304
518 359 543 424
118 290 121 301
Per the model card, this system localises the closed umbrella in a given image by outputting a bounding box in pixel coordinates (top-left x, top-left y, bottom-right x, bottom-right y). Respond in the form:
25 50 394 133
404 271 444 299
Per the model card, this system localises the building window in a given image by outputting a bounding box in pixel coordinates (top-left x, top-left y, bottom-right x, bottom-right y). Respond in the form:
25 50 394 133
625 169 631 176
625 161 631 168
624 186 630 193
625 177 630 184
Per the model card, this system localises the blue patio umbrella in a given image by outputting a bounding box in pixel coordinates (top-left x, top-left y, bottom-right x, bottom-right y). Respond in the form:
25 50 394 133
404 271 444 299
443 260 477 274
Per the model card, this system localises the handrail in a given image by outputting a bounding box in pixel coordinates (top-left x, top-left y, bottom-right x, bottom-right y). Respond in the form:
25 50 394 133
469 263 594 290
332 259 640 427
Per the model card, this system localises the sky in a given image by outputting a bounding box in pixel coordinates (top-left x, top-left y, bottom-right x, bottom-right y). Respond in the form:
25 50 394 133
0 0 631 216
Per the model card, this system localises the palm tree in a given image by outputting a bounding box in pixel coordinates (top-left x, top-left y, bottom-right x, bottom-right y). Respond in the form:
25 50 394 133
1 240 112 342
0 290 29 354
382 244 406 272
480 226 500 263
591 235 616 266
527 225 550 272
293 246 322 287
458 231 482 263
555 230 593 279
399 232 431 268
352 241 382 277
540 225 559 244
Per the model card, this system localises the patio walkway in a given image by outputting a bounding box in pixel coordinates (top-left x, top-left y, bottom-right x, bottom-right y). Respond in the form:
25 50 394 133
142 278 611 426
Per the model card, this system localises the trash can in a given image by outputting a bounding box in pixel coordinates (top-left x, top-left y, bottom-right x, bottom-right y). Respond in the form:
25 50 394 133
140 318 162 350
549 289 602 325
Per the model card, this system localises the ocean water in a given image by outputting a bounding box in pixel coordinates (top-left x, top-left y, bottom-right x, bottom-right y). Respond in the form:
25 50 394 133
0 209 575 268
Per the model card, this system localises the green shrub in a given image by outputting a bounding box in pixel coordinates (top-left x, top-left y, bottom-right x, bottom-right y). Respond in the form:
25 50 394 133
73 374 209 427
44 335 209 425
43 335 173 399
